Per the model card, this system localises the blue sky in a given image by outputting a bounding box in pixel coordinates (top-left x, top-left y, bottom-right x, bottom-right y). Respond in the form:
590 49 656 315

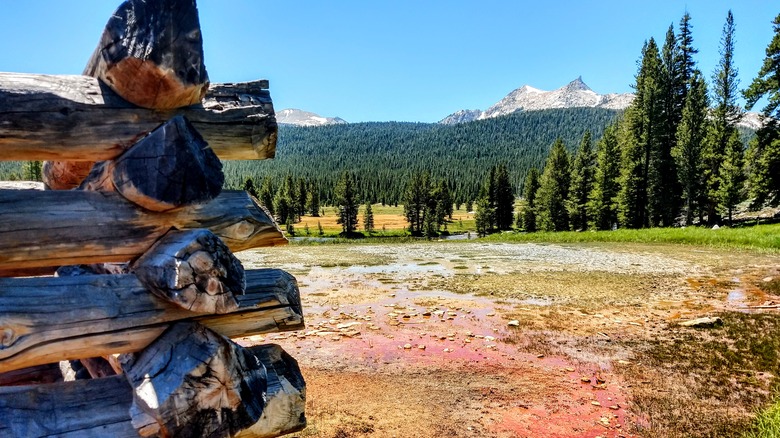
0 1 776 122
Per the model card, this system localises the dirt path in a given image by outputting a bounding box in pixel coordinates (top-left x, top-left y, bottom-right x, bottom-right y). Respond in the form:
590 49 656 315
237 242 780 437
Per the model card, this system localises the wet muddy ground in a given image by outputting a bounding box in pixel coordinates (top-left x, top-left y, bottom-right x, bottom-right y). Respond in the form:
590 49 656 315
237 242 780 438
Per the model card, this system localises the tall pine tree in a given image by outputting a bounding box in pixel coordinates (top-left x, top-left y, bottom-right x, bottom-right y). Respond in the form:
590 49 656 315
717 130 745 225
521 168 540 232
567 131 595 231
618 38 663 228
743 13 780 206
492 164 515 231
673 70 709 225
588 124 621 230
536 139 571 231
707 10 742 223
334 171 359 235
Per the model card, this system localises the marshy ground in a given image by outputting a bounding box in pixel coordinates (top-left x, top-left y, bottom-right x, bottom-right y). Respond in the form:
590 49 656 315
237 241 780 438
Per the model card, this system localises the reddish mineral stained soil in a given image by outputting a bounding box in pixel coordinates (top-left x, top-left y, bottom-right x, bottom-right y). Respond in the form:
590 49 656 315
236 242 779 437
237 286 636 438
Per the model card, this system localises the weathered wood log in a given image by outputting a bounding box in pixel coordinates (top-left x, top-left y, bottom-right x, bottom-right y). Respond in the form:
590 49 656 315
1 72 276 165
0 343 305 438
0 363 62 386
85 0 209 110
0 189 285 275
133 229 244 314
121 322 265 437
0 269 302 372
42 160 95 190
80 115 224 211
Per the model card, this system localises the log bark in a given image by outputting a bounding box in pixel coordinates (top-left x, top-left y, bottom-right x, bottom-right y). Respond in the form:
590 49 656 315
0 189 285 275
85 0 209 110
80 115 224 212
0 343 304 438
0 269 302 373
133 229 244 314
0 72 276 165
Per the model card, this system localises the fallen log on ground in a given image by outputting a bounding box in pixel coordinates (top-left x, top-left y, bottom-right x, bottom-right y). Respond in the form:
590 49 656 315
0 189 285 275
0 72 275 164
0 341 305 438
0 269 302 373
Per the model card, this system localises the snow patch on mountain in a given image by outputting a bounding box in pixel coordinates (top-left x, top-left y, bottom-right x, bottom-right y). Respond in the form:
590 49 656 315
277 108 348 126
440 77 634 125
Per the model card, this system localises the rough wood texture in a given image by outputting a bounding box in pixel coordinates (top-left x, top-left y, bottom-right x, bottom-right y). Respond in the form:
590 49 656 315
78 115 224 211
0 189 285 275
0 363 62 386
0 269 302 372
42 160 95 190
85 0 209 110
1 72 276 164
133 229 244 314
77 357 118 379
79 115 224 211
0 343 304 438
121 322 264 437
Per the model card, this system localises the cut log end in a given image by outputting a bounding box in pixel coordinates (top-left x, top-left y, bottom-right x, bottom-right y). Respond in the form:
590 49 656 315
121 322 267 438
101 58 209 110
43 160 95 190
86 0 209 110
111 115 224 212
133 229 244 314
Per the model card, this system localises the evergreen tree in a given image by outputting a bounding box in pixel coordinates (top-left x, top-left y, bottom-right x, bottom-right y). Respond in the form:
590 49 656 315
655 25 685 226
521 168 540 232
431 179 453 232
619 38 663 228
295 178 308 217
272 185 294 225
306 181 321 216
474 197 494 237
363 203 375 233
717 130 745 225
743 13 780 205
492 164 515 230
23 161 42 182
243 176 258 198
673 70 709 226
707 10 741 223
536 139 571 231
678 12 699 91
334 171 359 235
259 177 275 215
588 124 621 230
567 131 595 230
478 166 498 230
403 172 431 235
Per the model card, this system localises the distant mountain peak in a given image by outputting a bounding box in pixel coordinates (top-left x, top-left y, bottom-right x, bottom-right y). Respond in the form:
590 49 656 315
276 108 347 127
440 78 633 125
564 76 591 92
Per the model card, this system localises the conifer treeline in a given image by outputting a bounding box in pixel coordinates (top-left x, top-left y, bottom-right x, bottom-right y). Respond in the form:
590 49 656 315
516 10 780 232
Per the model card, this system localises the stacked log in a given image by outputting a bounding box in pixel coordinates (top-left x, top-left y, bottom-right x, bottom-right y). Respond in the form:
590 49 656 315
0 1 306 437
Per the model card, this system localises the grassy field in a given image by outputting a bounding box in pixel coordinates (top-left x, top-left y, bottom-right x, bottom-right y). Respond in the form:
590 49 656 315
289 204 780 252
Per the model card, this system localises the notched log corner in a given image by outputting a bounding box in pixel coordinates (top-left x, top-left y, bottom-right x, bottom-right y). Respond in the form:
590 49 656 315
121 322 265 437
85 0 209 110
133 229 244 314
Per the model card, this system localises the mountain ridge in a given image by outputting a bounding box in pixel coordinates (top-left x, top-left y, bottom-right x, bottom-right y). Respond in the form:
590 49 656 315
440 77 634 124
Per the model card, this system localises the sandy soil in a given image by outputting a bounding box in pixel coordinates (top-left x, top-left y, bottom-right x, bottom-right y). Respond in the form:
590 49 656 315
237 242 780 438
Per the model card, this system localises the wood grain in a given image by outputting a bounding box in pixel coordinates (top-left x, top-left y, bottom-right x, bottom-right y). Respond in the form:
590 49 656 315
84 0 209 110
0 343 304 438
0 72 276 163
0 269 302 373
0 189 285 274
